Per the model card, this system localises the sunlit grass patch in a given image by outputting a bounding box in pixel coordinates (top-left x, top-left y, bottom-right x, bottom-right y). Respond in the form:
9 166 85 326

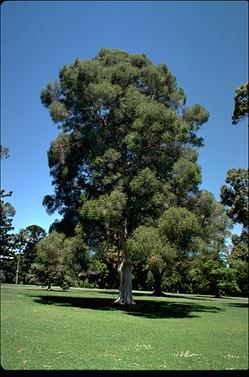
1 284 248 370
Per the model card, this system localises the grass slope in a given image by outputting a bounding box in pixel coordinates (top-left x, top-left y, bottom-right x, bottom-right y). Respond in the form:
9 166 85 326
1 284 248 370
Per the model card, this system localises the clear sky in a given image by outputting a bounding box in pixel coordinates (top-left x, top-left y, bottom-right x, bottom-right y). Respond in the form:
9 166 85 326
1 0 248 235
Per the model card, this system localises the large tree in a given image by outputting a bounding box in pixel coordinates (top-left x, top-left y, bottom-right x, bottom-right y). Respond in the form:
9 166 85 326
220 167 248 282
225 82 248 228
219 84 249 295
41 48 209 304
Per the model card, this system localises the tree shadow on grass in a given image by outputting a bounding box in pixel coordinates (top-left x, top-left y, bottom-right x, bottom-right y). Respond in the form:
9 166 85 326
97 290 217 301
228 302 249 308
32 294 223 319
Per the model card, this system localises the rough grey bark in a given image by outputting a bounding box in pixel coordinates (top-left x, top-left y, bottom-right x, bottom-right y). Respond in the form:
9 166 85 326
114 219 135 305
114 262 136 305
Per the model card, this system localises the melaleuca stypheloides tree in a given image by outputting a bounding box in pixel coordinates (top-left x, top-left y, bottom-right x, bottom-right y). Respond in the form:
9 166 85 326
41 48 208 304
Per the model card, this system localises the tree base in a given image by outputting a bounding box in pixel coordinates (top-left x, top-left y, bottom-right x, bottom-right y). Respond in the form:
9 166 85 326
113 297 136 305
152 290 167 297
114 262 136 306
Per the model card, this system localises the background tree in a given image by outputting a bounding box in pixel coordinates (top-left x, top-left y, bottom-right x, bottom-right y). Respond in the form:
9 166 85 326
220 169 248 296
0 197 16 283
220 168 248 231
157 206 200 293
193 190 232 258
30 231 65 289
231 82 249 125
128 225 176 296
0 146 15 258
191 258 239 297
218 84 249 296
227 236 248 296
14 225 46 283
0 145 10 159
41 48 209 304
0 146 16 283
30 231 88 289
89 241 120 289
0 194 15 257
220 168 248 291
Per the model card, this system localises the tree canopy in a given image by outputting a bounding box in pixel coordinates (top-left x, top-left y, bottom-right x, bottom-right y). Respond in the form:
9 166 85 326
0 146 15 258
231 82 249 125
220 168 248 230
218 83 249 297
30 230 88 290
14 225 46 284
40 48 210 303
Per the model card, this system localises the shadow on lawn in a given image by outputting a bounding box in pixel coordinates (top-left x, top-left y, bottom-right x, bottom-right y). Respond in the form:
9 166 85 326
97 290 216 301
97 290 218 301
228 302 249 308
32 294 223 319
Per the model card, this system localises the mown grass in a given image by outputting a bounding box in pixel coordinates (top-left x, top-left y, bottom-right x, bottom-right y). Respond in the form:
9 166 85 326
1 284 248 370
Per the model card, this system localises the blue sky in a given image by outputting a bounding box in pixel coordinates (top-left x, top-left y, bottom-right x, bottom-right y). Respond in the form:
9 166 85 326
1 1 248 235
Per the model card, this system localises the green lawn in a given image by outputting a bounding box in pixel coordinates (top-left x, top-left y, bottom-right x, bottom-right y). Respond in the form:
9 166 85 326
1 284 248 370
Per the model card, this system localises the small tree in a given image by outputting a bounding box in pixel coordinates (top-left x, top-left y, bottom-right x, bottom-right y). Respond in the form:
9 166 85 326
62 234 89 288
0 147 15 259
30 231 66 289
0 195 15 258
14 225 46 283
30 231 88 290
0 147 16 283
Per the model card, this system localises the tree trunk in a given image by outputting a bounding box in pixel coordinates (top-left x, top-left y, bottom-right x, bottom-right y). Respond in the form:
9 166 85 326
114 262 136 305
152 271 163 296
47 281 52 291
113 219 135 305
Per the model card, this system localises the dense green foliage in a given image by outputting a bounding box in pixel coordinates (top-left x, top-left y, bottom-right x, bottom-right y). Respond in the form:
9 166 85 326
0 193 15 257
128 225 176 295
1 285 248 370
29 231 89 290
0 146 16 283
0 146 15 257
39 48 213 299
0 145 10 159
221 156 249 296
220 169 248 296
231 82 249 125
0 196 16 283
220 168 248 229
14 225 46 283
221 98 248 296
